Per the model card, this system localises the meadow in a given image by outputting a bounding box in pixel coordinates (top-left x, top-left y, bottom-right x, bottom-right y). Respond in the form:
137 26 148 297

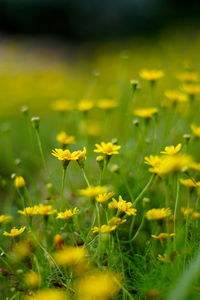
1 31 200 299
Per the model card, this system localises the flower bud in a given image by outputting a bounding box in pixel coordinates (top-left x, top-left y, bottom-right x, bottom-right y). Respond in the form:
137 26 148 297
54 234 65 250
14 176 26 188
31 116 40 131
21 105 29 116
96 155 104 171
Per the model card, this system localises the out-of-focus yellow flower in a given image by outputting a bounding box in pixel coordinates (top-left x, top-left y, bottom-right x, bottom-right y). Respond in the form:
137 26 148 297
190 163 200 171
51 99 73 112
158 254 170 263
94 142 121 156
160 143 182 155
95 192 115 203
177 71 198 83
139 69 164 82
76 271 120 300
152 233 175 240
133 107 158 119
191 212 200 219
97 99 118 110
24 270 41 288
18 206 38 216
35 204 57 216
28 288 67 300
165 90 188 103
4 226 26 237
14 176 26 188
56 131 75 145
92 217 126 233
182 84 200 96
0 215 12 223
77 99 94 112
14 239 34 260
179 178 197 188
57 207 79 220
146 208 171 220
181 207 194 217
86 122 102 137
191 124 200 138
54 234 65 250
79 185 108 198
52 148 81 161
108 195 137 216
53 246 86 266
144 155 162 173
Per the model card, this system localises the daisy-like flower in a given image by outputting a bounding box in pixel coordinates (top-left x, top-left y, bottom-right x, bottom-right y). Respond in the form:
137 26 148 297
144 155 162 173
53 246 86 266
190 162 200 171
133 107 158 119
51 99 73 112
57 207 79 220
24 270 41 288
14 176 25 188
4 226 26 237
146 208 171 220
191 124 200 138
18 206 38 216
56 131 75 146
179 178 197 188
95 192 115 203
177 71 198 83
77 147 87 167
165 90 188 103
160 143 182 155
77 99 94 112
28 288 67 300
108 195 137 216
151 233 175 240
35 204 57 216
182 84 200 97
139 69 164 82
79 186 108 198
0 215 12 223
94 142 121 156
52 148 81 168
97 99 118 110
92 217 126 233
54 234 65 250
181 207 194 217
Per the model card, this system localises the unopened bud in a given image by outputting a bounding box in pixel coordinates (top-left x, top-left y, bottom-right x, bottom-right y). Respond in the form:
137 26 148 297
31 116 40 131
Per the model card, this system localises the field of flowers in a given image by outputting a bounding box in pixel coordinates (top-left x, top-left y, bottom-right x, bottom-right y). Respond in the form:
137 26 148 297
1 32 200 299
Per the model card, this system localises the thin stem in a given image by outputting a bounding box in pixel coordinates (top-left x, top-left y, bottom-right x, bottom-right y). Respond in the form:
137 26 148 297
173 174 180 250
61 168 67 209
81 167 90 187
114 277 135 300
133 174 155 206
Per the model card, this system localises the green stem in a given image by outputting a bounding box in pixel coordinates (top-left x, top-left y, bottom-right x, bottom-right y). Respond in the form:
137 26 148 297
81 167 90 187
173 174 180 250
133 174 155 206
61 168 67 209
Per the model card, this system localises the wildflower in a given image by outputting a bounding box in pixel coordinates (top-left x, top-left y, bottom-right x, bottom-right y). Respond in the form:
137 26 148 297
24 270 41 288
76 272 120 300
133 107 158 119
144 155 162 173
139 69 164 82
152 233 175 240
53 246 86 266
97 99 118 110
86 122 102 137
157 254 170 263
190 162 200 171
95 192 115 203
191 124 200 138
77 99 94 112
31 116 40 131
130 79 139 91
96 155 104 170
94 142 121 156
108 195 137 216
92 217 126 233
77 147 87 167
165 90 188 103
0 215 12 223
191 212 200 219
56 131 75 146
181 207 194 217
51 99 73 112
54 234 65 250
79 185 107 198
182 84 200 97
177 71 198 83
160 143 182 155
35 204 57 216
146 208 171 220
18 207 38 216
28 288 67 300
14 176 25 188
52 148 81 168
4 226 25 237
179 178 197 188
57 207 79 220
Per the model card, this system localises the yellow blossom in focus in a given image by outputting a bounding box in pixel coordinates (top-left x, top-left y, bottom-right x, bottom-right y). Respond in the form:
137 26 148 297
165 90 188 103
152 233 175 240
109 195 137 216
133 107 158 119
4 226 25 237
77 99 94 112
53 246 86 266
139 69 164 82
94 142 121 155
35 204 57 216
92 217 126 233
0 215 12 223
52 148 81 161
51 99 73 112
146 208 171 220
14 176 25 188
95 192 115 203
18 206 38 216
182 84 200 96
28 288 67 300
79 185 107 198
57 207 79 220
97 99 118 110
160 143 182 155
24 270 41 288
191 124 200 138
177 71 198 83
56 131 75 145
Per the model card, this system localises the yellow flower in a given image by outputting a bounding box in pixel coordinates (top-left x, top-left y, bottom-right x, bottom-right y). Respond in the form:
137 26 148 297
108 195 137 216
108 216 127 227
14 239 33 260
92 217 126 233
165 90 188 103
35 204 57 216
57 207 79 220
18 206 38 216
181 207 194 217
4 226 26 237
51 99 73 112
24 270 41 288
14 176 25 188
133 107 158 119
54 234 65 250
56 131 75 145
157 254 170 263
160 143 182 155
191 124 200 138
152 233 175 240
86 122 102 137
94 142 121 156
177 71 198 83
95 192 115 203
139 69 164 82
77 147 87 166
76 272 119 300
0 215 12 223
190 163 200 171
144 155 162 173
78 99 94 112
179 178 197 188
146 208 171 220
28 288 67 300
182 84 200 96
79 185 108 198
191 212 200 219
53 246 86 266
97 99 118 110
52 148 81 161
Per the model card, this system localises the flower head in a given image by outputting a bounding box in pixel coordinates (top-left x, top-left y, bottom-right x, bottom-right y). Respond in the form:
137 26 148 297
4 226 25 237
18 206 38 216
97 99 118 110
165 90 188 103
108 195 137 216
79 185 108 198
177 71 198 83
191 124 200 138
92 217 126 234
182 84 200 96
24 270 41 288
57 207 79 220
78 99 94 112
28 288 67 300
35 204 57 216
160 143 182 155
139 69 164 82
94 142 121 156
53 246 86 266
0 215 12 223
179 178 197 188
14 176 25 188
77 147 87 167
152 233 175 240
51 99 73 112
56 131 75 146
146 208 171 220
54 234 65 250
52 148 81 161
95 192 115 203
133 107 158 119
